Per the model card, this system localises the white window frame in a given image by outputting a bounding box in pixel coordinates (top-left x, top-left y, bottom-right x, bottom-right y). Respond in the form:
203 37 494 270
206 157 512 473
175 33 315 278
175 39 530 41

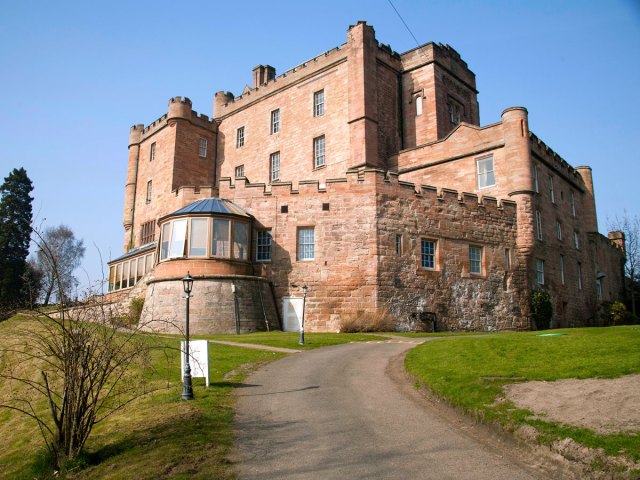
168 219 187 259
297 227 315 261
560 255 565 285
476 155 495 189
270 151 280 182
236 126 245 148
469 245 482 275
199 138 208 158
535 210 543 241
314 135 325 168
314 90 324 117
536 258 545 285
146 180 152 204
421 239 437 270
415 93 423 116
256 229 272 262
548 174 555 203
235 165 244 178
271 109 280 134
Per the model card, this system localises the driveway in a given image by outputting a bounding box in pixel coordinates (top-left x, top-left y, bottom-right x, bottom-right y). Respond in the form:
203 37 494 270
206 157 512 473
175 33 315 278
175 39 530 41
232 339 544 479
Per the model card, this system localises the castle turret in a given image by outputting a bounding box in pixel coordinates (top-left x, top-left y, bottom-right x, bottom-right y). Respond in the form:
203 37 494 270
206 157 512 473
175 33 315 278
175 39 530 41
576 166 598 233
167 96 192 122
123 124 144 250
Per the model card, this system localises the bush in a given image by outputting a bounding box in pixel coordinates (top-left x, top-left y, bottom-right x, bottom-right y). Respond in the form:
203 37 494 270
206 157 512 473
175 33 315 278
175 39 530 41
127 297 145 325
339 310 395 333
531 290 552 330
600 301 639 326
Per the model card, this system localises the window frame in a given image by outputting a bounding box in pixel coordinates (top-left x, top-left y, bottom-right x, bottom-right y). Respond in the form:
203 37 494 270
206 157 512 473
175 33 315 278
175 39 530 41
256 229 273 262
560 255 565 285
532 164 539 193
548 174 555 203
199 138 208 158
577 262 583 290
469 245 483 275
535 210 543 241
235 164 245 178
150 142 156 162
395 234 402 256
570 191 576 217
476 155 496 189
188 217 209 258
236 126 245 148
270 151 280 183
421 239 437 270
505 248 511 271
536 258 545 285
146 180 152 205
270 109 280 134
313 90 324 117
556 220 563 241
297 227 315 261
574 231 580 250
313 135 325 169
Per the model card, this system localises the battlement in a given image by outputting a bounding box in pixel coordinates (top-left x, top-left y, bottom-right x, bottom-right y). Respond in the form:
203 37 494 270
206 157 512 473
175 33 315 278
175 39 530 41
529 131 582 184
219 169 517 217
172 185 217 198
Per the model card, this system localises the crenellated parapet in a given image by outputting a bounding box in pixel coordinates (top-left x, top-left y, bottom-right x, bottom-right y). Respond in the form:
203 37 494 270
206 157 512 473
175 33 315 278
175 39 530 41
529 131 583 188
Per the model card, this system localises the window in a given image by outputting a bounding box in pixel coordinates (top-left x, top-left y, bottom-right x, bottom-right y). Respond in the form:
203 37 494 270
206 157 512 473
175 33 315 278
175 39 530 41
421 240 436 269
448 102 461 125
122 261 129 289
574 231 580 250
476 156 495 189
577 262 583 290
570 191 576 217
505 248 511 271
256 230 272 262
536 259 545 285
236 126 245 148
150 142 156 161
548 174 555 203
270 151 280 182
314 135 325 168
298 227 315 261
189 218 208 257
199 138 208 158
136 256 144 282
270 109 280 134
314 90 324 117
235 165 245 178
469 246 482 275
160 223 170 260
535 210 543 240
212 219 230 257
395 234 402 256
140 220 155 244
596 278 603 301
415 93 423 116
233 222 248 260
532 165 539 193
556 221 562 241
146 180 152 204
168 219 187 258
560 255 565 285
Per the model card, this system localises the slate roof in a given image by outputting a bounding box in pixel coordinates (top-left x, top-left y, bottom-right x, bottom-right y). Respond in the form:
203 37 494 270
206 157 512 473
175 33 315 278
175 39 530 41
162 198 252 220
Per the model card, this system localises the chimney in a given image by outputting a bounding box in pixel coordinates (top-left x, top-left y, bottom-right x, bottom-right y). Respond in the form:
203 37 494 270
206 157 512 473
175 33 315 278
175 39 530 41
252 65 276 88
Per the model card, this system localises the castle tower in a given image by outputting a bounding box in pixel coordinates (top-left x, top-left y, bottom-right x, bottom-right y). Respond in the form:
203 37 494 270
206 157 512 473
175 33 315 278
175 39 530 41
575 166 598 233
123 124 144 251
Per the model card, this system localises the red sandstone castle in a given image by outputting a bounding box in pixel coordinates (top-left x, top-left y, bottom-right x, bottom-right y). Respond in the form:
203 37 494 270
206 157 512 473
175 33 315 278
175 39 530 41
107 21 625 333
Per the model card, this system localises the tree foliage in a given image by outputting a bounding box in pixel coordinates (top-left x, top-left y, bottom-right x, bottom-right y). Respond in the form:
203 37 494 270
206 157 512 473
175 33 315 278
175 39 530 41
35 225 85 306
0 167 34 310
609 212 640 316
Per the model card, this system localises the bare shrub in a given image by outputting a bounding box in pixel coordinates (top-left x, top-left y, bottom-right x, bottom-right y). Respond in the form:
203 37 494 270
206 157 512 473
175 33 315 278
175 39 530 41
339 310 395 333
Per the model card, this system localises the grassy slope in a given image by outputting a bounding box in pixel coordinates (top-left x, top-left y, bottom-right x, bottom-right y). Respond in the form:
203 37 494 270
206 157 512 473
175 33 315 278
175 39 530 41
199 331 386 349
405 326 640 461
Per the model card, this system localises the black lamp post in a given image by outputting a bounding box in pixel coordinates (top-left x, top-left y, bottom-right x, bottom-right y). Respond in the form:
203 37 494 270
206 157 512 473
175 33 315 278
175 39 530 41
182 272 194 400
299 284 308 345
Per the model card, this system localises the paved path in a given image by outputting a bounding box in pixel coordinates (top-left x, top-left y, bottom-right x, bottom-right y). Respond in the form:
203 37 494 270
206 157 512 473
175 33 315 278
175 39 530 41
232 339 543 480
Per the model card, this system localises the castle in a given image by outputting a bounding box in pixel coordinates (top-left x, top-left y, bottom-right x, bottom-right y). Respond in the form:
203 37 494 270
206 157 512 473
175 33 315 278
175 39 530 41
107 21 625 333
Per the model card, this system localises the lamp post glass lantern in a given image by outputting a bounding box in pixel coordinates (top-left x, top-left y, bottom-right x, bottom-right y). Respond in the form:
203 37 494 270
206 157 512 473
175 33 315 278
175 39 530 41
300 285 308 345
182 272 194 400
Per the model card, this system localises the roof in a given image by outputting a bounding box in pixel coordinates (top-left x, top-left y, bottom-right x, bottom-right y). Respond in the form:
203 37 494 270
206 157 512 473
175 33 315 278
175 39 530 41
108 242 155 265
160 198 253 221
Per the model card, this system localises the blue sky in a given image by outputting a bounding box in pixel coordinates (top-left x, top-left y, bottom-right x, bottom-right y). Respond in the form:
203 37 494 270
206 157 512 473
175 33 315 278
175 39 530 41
1 0 639 293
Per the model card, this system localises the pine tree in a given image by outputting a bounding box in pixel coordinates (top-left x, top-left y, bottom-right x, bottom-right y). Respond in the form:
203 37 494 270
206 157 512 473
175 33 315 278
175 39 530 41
0 167 34 310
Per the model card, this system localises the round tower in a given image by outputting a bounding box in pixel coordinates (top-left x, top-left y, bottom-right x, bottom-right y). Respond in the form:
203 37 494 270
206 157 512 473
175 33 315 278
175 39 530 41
123 124 144 251
575 166 598 233
167 96 193 122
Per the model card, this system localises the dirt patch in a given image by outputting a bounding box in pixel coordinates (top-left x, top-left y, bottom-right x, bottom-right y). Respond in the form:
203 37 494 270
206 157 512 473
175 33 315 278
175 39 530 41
504 374 640 434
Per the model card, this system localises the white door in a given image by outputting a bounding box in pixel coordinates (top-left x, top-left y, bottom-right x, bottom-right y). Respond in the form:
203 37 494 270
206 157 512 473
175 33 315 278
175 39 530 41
282 297 303 332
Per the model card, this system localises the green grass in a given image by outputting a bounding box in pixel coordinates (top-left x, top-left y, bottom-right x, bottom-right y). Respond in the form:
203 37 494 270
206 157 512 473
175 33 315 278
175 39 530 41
405 326 640 461
0 315 285 479
195 330 387 350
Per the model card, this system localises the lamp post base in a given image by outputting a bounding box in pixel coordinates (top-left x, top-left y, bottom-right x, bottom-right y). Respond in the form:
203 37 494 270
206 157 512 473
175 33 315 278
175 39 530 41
182 373 194 400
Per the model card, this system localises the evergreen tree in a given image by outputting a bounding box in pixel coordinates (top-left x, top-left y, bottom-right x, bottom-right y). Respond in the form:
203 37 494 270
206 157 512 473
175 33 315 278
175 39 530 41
0 168 34 309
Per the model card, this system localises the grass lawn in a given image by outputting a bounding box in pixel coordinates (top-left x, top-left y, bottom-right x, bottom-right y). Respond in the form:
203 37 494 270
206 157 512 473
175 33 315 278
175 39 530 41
0 315 286 479
405 326 640 462
197 330 388 350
